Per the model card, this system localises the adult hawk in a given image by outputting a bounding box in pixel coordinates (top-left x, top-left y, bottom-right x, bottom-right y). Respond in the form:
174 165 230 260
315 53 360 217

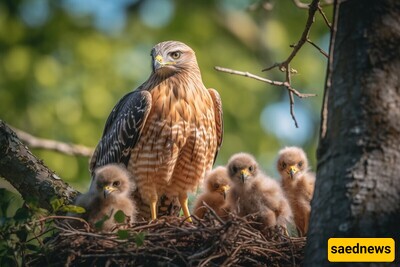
89 41 223 221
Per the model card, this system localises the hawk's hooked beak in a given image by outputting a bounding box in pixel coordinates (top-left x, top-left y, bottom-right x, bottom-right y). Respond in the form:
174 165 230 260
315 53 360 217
103 185 116 199
240 169 250 183
153 54 175 71
288 165 298 179
217 185 230 199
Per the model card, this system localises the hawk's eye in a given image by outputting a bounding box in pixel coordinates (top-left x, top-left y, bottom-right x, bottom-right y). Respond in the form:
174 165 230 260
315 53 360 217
232 166 238 173
113 181 121 187
214 183 220 189
298 161 303 167
170 51 181 60
282 162 287 169
249 166 254 172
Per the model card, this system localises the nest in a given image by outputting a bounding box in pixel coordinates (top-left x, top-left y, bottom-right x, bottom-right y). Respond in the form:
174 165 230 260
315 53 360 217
28 211 306 267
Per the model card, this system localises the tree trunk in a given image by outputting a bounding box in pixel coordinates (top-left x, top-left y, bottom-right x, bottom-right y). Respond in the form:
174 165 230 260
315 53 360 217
0 120 78 210
305 0 400 265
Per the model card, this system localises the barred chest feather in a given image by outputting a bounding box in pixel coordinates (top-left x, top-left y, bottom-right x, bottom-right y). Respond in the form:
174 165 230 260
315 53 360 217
128 77 218 203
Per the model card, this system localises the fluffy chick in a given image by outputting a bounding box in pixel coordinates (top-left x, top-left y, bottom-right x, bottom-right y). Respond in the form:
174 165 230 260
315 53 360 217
226 153 292 232
73 164 137 231
192 166 230 219
277 146 315 236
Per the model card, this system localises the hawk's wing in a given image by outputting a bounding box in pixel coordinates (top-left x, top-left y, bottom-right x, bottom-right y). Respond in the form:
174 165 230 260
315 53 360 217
89 90 152 173
208 88 224 164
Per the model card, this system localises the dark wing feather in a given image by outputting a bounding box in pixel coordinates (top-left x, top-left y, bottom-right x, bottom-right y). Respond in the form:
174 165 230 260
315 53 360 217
89 90 152 174
208 88 224 164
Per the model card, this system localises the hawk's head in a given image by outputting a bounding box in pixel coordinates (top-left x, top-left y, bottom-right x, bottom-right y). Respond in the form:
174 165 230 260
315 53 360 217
93 164 135 200
277 146 309 180
151 41 199 77
205 166 230 199
227 153 259 184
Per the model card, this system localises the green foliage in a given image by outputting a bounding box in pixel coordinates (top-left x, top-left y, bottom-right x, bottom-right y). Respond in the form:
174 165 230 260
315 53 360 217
0 189 54 267
60 204 85 214
134 232 146 247
114 210 126 223
94 215 109 230
50 196 85 214
117 229 129 240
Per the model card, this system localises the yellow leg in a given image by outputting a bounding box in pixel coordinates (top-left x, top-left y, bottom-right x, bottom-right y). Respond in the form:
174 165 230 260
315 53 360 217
179 194 192 222
150 196 158 220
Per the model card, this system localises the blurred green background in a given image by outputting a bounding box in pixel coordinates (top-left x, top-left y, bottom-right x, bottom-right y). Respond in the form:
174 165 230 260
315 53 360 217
0 0 331 193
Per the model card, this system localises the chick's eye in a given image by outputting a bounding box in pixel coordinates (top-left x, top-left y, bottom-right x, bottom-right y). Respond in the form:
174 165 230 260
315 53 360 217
298 161 303 167
170 51 181 59
214 183 220 189
282 162 287 169
232 166 238 173
249 166 254 172
113 181 120 187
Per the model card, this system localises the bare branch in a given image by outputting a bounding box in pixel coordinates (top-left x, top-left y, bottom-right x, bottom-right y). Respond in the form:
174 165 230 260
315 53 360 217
293 0 332 9
12 127 94 157
307 39 329 58
285 64 299 128
292 0 309 9
214 66 316 99
318 6 332 29
263 0 320 72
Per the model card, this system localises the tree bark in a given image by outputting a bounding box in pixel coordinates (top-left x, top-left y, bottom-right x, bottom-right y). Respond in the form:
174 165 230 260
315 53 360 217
0 120 78 210
305 0 400 265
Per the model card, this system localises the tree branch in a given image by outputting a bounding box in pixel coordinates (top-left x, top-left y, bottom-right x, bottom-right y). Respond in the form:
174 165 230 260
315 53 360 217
318 5 332 29
306 39 329 58
214 66 316 128
263 0 320 72
12 127 93 158
214 67 316 99
0 120 79 210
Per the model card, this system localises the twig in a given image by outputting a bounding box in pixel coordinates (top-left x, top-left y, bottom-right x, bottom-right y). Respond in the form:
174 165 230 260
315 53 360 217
318 5 332 29
214 67 316 99
307 39 329 58
12 127 94 157
263 0 320 72
292 0 309 9
214 66 316 128
253 0 321 127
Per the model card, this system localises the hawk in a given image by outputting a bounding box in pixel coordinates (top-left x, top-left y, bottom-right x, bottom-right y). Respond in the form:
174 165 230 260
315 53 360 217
73 164 137 231
89 41 223 221
226 153 292 233
192 166 230 219
276 146 315 236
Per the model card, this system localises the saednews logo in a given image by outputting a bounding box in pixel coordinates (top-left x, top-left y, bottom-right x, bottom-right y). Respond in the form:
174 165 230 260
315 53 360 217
328 238 395 262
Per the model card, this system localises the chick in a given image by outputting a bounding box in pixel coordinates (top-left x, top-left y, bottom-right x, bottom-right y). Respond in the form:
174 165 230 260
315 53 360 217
192 166 230 219
277 146 315 236
226 153 292 232
73 164 137 231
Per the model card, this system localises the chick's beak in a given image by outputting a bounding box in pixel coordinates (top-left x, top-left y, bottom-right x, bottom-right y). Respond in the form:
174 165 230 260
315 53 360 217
288 165 298 179
219 185 230 199
240 169 250 183
103 185 116 199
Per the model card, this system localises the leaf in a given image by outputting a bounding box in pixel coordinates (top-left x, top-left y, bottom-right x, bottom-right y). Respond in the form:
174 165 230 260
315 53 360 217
113 210 126 223
134 232 145 247
13 207 30 222
25 244 40 252
117 230 129 240
94 215 109 230
50 197 63 212
15 230 28 242
60 205 86 214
